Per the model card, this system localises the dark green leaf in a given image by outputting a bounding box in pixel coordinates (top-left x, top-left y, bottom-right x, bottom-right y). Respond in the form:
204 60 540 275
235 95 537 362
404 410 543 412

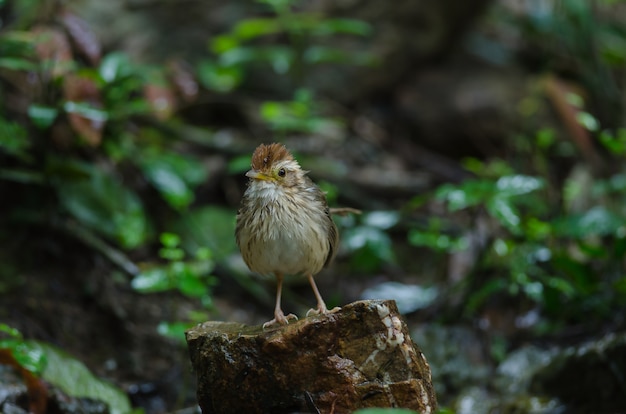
0 118 30 160
0 57 36 71
257 46 294 74
55 161 149 248
178 270 208 298
168 206 237 262
466 279 508 313
312 18 372 36
554 206 624 237
344 226 394 271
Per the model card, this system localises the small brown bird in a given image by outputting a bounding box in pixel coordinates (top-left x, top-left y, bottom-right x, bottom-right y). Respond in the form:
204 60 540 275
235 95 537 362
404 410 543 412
235 143 339 328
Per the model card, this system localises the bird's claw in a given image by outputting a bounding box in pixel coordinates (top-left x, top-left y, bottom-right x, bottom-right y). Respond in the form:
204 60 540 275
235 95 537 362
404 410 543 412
262 312 298 329
306 306 341 317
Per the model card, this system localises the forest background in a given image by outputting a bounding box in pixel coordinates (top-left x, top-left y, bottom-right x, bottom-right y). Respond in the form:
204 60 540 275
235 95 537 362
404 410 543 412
1 0 626 413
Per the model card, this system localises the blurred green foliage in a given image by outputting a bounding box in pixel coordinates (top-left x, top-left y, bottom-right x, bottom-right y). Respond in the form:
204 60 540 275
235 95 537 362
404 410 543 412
198 0 373 138
0 324 133 413
0 0 219 357
410 118 626 329
340 211 399 273
0 324 46 374
197 0 374 92
132 232 217 303
260 88 343 137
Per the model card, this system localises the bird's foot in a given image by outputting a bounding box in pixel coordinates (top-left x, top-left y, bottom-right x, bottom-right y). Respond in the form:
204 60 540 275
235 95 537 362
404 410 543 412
306 305 341 317
262 311 298 329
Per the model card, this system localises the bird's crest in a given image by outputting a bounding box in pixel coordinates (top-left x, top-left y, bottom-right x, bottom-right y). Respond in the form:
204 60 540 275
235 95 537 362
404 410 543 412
251 143 294 171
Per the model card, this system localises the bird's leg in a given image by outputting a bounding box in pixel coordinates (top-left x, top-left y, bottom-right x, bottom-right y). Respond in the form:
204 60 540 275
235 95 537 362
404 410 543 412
263 272 298 329
306 274 341 317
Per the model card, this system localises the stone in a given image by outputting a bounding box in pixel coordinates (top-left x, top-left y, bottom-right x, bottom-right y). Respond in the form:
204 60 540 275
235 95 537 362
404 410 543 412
531 332 626 413
186 300 437 414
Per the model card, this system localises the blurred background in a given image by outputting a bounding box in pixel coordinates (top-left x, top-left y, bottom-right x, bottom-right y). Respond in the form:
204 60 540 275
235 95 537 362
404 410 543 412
1 0 626 413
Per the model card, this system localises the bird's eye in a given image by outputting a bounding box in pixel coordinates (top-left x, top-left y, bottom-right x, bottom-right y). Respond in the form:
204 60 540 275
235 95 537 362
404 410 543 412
278 168 286 177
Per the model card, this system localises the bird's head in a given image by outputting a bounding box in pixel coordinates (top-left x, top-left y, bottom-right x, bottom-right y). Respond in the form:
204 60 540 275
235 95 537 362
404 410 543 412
246 143 303 188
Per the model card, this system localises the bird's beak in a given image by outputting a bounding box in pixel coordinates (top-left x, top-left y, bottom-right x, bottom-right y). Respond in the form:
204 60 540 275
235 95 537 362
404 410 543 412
246 170 272 181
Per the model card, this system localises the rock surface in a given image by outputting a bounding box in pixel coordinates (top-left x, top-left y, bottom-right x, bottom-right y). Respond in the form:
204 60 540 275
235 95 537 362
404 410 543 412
531 332 626 413
186 299 437 414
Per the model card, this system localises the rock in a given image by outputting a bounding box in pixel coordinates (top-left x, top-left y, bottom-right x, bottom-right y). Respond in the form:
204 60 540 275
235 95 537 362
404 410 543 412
185 300 437 414
531 332 626 413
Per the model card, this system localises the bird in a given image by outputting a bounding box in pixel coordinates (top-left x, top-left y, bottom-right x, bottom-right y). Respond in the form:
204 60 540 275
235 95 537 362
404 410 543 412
235 143 339 329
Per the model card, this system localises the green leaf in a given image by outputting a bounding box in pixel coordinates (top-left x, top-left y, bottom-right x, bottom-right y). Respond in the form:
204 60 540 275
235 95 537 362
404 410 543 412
362 211 400 230
408 230 468 252
0 119 30 160
576 111 599 131
28 104 58 129
343 226 395 271
233 18 281 40
178 270 208 298
210 35 240 54
0 323 22 338
64 101 109 122
0 57 36 71
488 197 521 232
99 52 134 83
168 206 238 262
0 169 46 184
139 151 208 210
599 128 626 155
132 267 171 293
197 60 243 92
304 46 351 64
218 46 257 66
0 325 46 374
28 342 132 414
159 247 185 261
554 206 624 237
160 232 181 248
157 321 192 343
495 175 544 196
312 18 372 36
436 180 495 210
